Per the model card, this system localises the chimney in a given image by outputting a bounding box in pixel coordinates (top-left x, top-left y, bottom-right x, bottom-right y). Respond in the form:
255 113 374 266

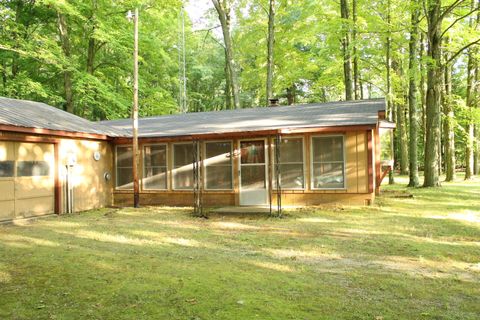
268 98 279 107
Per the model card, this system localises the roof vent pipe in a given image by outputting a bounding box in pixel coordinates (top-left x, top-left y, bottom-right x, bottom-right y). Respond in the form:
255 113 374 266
268 98 279 107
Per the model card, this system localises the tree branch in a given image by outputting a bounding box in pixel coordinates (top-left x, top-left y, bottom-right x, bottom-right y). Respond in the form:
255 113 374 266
441 6 480 38
439 0 466 22
445 38 480 65
359 78 386 94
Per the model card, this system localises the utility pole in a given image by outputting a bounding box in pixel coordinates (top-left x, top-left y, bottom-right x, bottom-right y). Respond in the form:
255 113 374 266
128 8 140 208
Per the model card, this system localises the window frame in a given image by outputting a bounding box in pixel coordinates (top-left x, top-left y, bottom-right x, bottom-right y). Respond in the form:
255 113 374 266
115 145 134 190
272 136 306 190
172 141 196 190
142 143 168 191
203 140 234 191
310 134 347 190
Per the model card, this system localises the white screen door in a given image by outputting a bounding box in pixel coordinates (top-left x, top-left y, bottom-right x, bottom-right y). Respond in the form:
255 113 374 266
239 140 268 205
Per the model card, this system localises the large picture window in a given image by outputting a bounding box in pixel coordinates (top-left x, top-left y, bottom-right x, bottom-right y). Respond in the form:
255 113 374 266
274 137 304 189
173 143 194 189
311 136 345 189
204 141 233 190
116 146 133 190
143 144 167 190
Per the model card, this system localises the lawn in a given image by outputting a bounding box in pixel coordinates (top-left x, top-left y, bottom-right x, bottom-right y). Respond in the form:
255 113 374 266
0 176 479 320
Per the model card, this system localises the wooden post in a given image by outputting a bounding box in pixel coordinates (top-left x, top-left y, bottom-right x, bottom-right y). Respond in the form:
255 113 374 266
132 8 140 208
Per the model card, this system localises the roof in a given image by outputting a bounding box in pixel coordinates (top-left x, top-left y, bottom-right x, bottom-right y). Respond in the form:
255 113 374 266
0 96 125 137
100 98 386 138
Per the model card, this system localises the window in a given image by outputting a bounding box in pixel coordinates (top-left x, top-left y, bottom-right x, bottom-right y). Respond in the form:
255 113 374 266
311 136 345 189
173 143 194 189
204 141 233 190
116 146 133 190
143 145 167 190
0 161 14 178
274 138 304 189
17 161 50 177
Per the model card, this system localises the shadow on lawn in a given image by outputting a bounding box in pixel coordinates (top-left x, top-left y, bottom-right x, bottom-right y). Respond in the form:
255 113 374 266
4 207 475 282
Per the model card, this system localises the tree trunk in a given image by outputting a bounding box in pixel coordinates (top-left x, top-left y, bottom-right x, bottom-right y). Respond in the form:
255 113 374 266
465 44 476 179
443 44 455 182
424 0 442 187
386 0 394 184
286 85 295 105
352 0 360 99
475 5 480 176
266 0 275 105
397 100 409 175
224 59 232 109
465 0 479 179
475 64 480 174
87 37 95 75
408 3 420 187
212 0 241 109
420 32 427 147
10 1 24 85
340 0 353 100
1 60 7 91
57 12 74 114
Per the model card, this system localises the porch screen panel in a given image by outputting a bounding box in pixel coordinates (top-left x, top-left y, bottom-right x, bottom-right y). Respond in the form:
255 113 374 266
311 136 345 189
240 141 266 189
143 145 167 190
116 146 133 190
173 143 194 189
205 141 233 189
274 138 304 189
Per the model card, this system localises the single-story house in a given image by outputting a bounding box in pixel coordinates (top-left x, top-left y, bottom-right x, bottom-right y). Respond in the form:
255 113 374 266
0 96 394 222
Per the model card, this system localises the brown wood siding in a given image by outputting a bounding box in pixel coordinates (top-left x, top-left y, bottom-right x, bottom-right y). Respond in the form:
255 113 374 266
114 191 373 207
114 191 235 207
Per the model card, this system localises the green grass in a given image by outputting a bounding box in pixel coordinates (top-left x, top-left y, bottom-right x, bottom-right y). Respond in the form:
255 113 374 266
1 176 479 320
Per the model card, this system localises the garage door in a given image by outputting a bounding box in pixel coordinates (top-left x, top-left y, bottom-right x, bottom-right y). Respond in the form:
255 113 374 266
0 141 55 221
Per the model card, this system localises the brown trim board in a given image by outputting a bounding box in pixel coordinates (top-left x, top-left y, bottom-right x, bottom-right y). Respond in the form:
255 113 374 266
367 130 374 194
0 124 111 140
113 125 376 144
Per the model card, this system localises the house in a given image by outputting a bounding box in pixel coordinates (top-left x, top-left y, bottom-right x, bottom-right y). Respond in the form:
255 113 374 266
0 96 393 222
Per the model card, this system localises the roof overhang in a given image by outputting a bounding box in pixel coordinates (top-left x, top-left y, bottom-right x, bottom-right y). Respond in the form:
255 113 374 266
112 124 377 144
0 124 111 140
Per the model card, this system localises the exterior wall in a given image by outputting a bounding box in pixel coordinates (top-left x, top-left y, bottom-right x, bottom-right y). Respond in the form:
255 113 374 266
58 139 113 212
0 131 114 221
113 130 374 207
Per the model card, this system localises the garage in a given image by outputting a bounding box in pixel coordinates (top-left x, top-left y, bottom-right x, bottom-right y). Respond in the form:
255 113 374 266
0 141 55 221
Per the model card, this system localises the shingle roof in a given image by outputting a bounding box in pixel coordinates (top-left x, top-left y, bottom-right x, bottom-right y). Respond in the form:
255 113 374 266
0 96 126 137
100 98 386 138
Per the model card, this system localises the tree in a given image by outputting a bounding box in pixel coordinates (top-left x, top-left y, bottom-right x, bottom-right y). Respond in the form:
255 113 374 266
424 0 448 187
212 0 241 109
443 40 455 182
340 0 353 100
57 12 74 114
266 0 275 105
352 0 361 99
408 1 420 187
424 0 480 186
465 0 479 179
